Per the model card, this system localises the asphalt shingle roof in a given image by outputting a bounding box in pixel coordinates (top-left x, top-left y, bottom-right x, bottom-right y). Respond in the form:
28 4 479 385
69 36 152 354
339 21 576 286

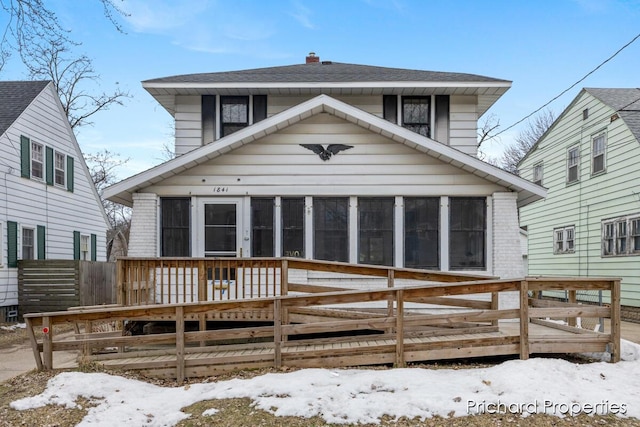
143 62 509 84
586 88 640 143
0 80 49 135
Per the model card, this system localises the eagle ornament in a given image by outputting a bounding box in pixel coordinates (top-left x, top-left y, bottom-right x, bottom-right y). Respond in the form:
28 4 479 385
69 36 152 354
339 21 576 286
300 144 353 161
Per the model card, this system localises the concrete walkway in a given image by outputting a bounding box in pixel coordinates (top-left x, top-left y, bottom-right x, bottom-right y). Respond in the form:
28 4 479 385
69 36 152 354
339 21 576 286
2 321 640 383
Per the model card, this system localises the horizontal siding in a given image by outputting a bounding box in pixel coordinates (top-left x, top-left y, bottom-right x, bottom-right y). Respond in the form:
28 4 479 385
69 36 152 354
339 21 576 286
150 113 503 198
520 90 640 307
174 95 202 156
449 96 477 156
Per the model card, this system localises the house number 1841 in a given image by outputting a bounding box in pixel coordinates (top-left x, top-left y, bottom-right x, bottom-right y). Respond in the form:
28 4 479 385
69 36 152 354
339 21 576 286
212 186 229 193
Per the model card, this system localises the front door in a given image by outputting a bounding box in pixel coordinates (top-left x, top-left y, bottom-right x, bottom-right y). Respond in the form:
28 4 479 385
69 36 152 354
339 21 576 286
197 198 244 257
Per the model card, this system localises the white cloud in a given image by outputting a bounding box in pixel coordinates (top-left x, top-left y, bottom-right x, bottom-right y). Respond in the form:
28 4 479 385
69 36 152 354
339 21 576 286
121 0 212 33
289 1 315 29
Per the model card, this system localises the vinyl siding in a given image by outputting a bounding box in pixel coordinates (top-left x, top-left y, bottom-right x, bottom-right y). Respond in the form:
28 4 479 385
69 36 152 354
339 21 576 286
0 84 109 307
520 90 640 306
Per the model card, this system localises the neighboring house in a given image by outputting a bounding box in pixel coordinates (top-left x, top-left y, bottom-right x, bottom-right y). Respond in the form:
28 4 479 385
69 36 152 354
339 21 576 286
104 55 545 295
0 81 110 322
519 88 640 319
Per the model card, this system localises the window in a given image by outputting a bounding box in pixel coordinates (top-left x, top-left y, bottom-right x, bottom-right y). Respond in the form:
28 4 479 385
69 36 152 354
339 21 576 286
602 215 640 256
251 198 274 257
567 147 579 183
220 96 249 137
583 108 589 120
54 151 66 186
402 97 430 137
404 197 439 269
282 198 304 258
449 198 486 269
553 225 575 254
80 235 90 260
358 197 394 266
313 197 349 262
31 142 43 180
592 133 606 174
22 227 34 260
161 198 191 256
533 163 543 185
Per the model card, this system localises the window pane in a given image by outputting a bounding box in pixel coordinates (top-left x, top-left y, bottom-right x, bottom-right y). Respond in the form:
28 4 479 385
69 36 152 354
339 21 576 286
632 219 640 252
22 228 34 260
314 197 348 262
282 198 304 257
161 198 191 256
402 97 430 137
220 96 248 137
251 198 274 256
404 197 439 269
31 143 43 179
55 152 65 186
204 204 236 253
449 198 485 269
358 198 394 266
592 135 605 173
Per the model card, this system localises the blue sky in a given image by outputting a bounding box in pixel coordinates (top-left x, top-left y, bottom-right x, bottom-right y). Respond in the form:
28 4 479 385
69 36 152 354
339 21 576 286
2 0 640 178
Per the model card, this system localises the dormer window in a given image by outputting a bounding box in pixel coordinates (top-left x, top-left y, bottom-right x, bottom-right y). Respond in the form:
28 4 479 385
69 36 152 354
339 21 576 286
402 97 430 137
31 142 44 180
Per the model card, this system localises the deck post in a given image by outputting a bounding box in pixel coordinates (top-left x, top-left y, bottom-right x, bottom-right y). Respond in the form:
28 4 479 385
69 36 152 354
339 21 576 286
395 289 405 368
274 299 282 368
611 279 621 363
281 260 289 340
198 260 207 347
387 269 395 335
25 317 43 370
42 316 53 370
116 258 126 305
490 292 499 327
519 280 529 360
176 306 185 383
567 290 577 327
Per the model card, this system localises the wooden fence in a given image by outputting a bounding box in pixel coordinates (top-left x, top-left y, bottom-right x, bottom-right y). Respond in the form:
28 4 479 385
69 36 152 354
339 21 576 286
18 260 116 316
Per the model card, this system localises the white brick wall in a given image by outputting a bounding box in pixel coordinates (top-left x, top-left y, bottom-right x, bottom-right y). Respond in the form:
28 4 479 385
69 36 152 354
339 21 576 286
492 192 523 309
128 193 158 256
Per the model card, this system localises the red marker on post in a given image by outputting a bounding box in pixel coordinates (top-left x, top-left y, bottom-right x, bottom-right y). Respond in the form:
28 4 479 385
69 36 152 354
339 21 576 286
42 327 49 334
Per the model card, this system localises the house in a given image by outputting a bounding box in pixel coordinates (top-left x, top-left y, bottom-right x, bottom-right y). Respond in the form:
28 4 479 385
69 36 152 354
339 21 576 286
518 88 640 319
104 54 545 298
0 81 110 322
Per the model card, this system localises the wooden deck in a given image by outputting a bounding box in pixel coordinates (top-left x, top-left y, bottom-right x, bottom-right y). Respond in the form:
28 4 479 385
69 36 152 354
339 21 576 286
23 258 621 383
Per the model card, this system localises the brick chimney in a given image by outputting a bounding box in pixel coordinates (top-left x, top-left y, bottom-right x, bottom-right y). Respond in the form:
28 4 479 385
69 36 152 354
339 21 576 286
306 52 319 64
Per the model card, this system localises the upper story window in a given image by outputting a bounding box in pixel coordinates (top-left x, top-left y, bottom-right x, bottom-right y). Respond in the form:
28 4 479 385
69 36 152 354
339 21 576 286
402 96 430 137
553 225 575 254
603 215 640 256
533 163 543 185
54 151 66 186
567 146 579 183
592 132 606 174
31 142 44 180
220 96 249 137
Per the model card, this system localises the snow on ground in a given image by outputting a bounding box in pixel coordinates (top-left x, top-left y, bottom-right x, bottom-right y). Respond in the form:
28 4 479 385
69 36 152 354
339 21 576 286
10 340 640 426
0 323 26 331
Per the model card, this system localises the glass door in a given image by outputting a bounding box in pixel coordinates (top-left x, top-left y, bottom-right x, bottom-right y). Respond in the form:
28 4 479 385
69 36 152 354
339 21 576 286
204 203 239 257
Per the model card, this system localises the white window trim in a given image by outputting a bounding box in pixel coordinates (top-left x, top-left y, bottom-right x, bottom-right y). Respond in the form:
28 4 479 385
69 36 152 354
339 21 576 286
20 225 36 260
533 162 543 185
566 146 580 184
602 214 640 257
553 225 575 254
31 141 44 181
591 131 606 175
54 150 66 187
80 234 91 261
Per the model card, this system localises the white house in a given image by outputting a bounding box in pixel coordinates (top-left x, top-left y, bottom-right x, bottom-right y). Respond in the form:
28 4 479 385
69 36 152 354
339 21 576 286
519 88 640 319
0 81 110 321
105 55 545 289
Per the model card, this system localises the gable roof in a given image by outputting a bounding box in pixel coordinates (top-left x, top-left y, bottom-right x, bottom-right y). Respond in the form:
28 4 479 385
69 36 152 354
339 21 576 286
0 80 50 136
104 94 545 208
585 88 640 143
518 88 640 167
142 61 511 117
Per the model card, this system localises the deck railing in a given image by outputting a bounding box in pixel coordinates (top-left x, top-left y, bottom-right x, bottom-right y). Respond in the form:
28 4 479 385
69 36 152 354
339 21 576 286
24 260 621 383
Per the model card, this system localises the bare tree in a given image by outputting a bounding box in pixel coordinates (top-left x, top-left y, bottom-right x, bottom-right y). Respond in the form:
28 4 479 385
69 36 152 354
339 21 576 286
0 0 126 71
23 37 129 129
500 109 556 174
477 113 500 148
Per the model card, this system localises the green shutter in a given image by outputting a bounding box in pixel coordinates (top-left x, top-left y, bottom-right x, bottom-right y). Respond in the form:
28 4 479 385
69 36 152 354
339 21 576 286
45 146 54 185
7 221 18 268
66 156 74 192
73 231 80 260
20 136 30 178
37 225 46 260
91 234 97 261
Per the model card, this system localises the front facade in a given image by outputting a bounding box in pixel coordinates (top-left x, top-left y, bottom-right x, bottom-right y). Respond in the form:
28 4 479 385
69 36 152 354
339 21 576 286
106 57 545 287
519 88 640 313
0 81 109 321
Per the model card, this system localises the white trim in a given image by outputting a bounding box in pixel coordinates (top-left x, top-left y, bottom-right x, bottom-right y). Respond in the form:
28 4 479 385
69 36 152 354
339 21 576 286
440 196 449 271
143 81 512 91
304 196 313 260
20 224 36 261
349 196 358 264
486 196 493 275
194 197 245 257
394 196 403 268
104 94 546 207
430 95 435 139
242 195 251 257
274 196 282 257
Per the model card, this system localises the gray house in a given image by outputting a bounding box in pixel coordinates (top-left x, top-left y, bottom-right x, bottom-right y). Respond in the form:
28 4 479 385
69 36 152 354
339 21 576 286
0 81 109 321
519 88 640 319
